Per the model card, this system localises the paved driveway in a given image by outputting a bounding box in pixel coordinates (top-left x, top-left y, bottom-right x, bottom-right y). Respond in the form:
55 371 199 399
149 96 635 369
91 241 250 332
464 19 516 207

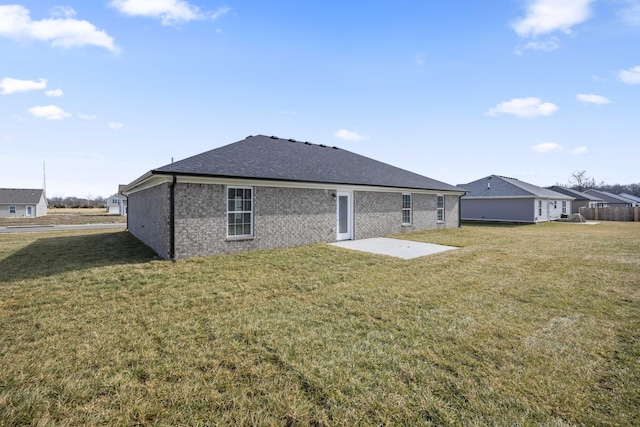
330 237 457 259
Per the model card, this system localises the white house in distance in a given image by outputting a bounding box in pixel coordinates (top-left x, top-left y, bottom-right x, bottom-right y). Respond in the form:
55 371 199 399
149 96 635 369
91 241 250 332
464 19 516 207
0 188 48 218
546 186 604 213
457 175 574 223
106 186 128 216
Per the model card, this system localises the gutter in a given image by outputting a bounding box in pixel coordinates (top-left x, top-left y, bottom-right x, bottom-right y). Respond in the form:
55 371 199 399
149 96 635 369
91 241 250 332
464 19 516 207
169 175 177 261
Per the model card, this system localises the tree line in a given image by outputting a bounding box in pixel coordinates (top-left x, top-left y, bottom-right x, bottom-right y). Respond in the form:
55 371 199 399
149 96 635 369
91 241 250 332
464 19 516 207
562 170 640 196
47 195 108 209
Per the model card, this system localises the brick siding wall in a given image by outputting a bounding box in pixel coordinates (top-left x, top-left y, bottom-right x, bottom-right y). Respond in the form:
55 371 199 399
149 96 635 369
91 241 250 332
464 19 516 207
354 192 459 238
128 182 461 259
173 184 336 259
127 183 171 258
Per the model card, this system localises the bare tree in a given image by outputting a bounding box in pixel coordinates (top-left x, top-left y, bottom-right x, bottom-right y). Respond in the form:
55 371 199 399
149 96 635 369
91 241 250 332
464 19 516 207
568 170 596 192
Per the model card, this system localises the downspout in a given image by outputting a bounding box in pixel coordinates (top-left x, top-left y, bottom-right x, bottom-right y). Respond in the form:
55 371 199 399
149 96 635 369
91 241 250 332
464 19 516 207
119 188 129 231
169 175 177 262
458 192 465 228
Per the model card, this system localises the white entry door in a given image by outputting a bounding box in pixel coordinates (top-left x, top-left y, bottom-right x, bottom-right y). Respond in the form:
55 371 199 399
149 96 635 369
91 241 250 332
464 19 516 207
336 191 353 241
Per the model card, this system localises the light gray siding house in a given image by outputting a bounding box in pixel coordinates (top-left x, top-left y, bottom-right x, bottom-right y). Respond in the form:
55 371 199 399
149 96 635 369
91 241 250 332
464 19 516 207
584 189 634 207
458 175 573 223
123 135 465 260
106 186 128 216
546 186 604 213
0 188 48 218
619 193 640 207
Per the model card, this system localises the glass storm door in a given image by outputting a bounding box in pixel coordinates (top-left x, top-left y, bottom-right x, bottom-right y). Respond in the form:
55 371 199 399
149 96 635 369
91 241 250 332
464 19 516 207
336 191 352 241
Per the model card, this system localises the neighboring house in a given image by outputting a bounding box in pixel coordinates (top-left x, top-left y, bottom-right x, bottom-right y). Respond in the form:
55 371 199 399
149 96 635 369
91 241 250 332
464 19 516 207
584 189 634 207
457 175 573 223
618 193 640 207
106 187 128 215
106 194 120 214
0 188 48 218
118 185 128 216
123 135 465 260
546 186 605 213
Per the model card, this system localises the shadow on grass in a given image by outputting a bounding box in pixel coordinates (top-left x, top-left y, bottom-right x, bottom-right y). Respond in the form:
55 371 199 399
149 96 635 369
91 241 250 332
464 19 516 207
0 231 157 282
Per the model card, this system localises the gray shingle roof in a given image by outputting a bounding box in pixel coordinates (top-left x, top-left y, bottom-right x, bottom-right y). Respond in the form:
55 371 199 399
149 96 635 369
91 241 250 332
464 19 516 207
150 135 461 192
0 188 44 204
584 189 634 205
458 175 572 199
620 193 640 203
546 186 603 201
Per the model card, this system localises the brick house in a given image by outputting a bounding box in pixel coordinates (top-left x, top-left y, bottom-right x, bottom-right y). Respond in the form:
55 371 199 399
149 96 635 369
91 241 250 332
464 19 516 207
123 135 465 260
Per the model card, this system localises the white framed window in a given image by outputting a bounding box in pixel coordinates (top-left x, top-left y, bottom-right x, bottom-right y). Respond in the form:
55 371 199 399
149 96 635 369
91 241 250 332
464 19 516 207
402 193 412 225
437 195 445 222
562 201 567 214
26 206 33 216
538 200 542 216
9 206 16 214
227 187 253 237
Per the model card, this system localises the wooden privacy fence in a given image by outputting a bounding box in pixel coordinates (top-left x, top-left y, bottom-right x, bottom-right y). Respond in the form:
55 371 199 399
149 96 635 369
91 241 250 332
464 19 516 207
579 206 639 222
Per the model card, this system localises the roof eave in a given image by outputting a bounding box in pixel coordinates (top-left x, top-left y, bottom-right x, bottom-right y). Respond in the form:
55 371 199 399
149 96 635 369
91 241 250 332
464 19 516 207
128 170 466 195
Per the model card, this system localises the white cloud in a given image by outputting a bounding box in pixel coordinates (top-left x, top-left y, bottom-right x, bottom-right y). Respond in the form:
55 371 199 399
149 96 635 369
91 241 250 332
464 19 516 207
618 1 640 27
572 146 589 155
522 37 560 52
0 77 47 94
512 0 594 37
486 97 559 118
110 0 230 26
78 113 96 120
0 5 118 52
334 129 366 142
577 93 611 105
532 142 563 153
45 88 63 97
109 121 124 129
28 105 71 120
618 65 640 84
50 6 77 19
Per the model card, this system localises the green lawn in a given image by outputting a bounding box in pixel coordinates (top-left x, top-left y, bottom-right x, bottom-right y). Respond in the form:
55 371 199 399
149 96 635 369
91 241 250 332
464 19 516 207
0 223 638 426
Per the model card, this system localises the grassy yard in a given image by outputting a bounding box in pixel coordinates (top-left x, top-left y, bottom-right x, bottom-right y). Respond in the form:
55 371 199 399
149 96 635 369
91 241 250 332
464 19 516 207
0 208 126 227
0 222 638 426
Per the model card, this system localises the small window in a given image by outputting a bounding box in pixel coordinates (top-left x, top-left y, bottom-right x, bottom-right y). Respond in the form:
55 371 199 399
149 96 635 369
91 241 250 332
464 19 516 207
538 200 542 216
227 187 253 237
562 201 567 214
9 206 16 214
402 193 412 225
437 195 445 222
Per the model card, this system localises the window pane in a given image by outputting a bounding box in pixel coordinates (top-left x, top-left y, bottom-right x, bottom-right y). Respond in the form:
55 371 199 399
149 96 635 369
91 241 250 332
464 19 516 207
437 196 444 209
338 195 348 233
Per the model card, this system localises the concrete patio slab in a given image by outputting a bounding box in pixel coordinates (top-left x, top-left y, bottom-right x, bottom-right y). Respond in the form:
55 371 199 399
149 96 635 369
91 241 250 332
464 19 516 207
330 237 458 260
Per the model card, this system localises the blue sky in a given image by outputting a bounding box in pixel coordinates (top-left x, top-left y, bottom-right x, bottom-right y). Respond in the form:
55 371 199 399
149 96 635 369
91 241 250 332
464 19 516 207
1 0 638 198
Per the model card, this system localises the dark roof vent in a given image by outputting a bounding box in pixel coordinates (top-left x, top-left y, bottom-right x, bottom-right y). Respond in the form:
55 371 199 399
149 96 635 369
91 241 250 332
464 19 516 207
304 141 311 145
270 135 278 139
288 138 296 142
246 135 253 139
319 144 326 147
332 146 339 150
